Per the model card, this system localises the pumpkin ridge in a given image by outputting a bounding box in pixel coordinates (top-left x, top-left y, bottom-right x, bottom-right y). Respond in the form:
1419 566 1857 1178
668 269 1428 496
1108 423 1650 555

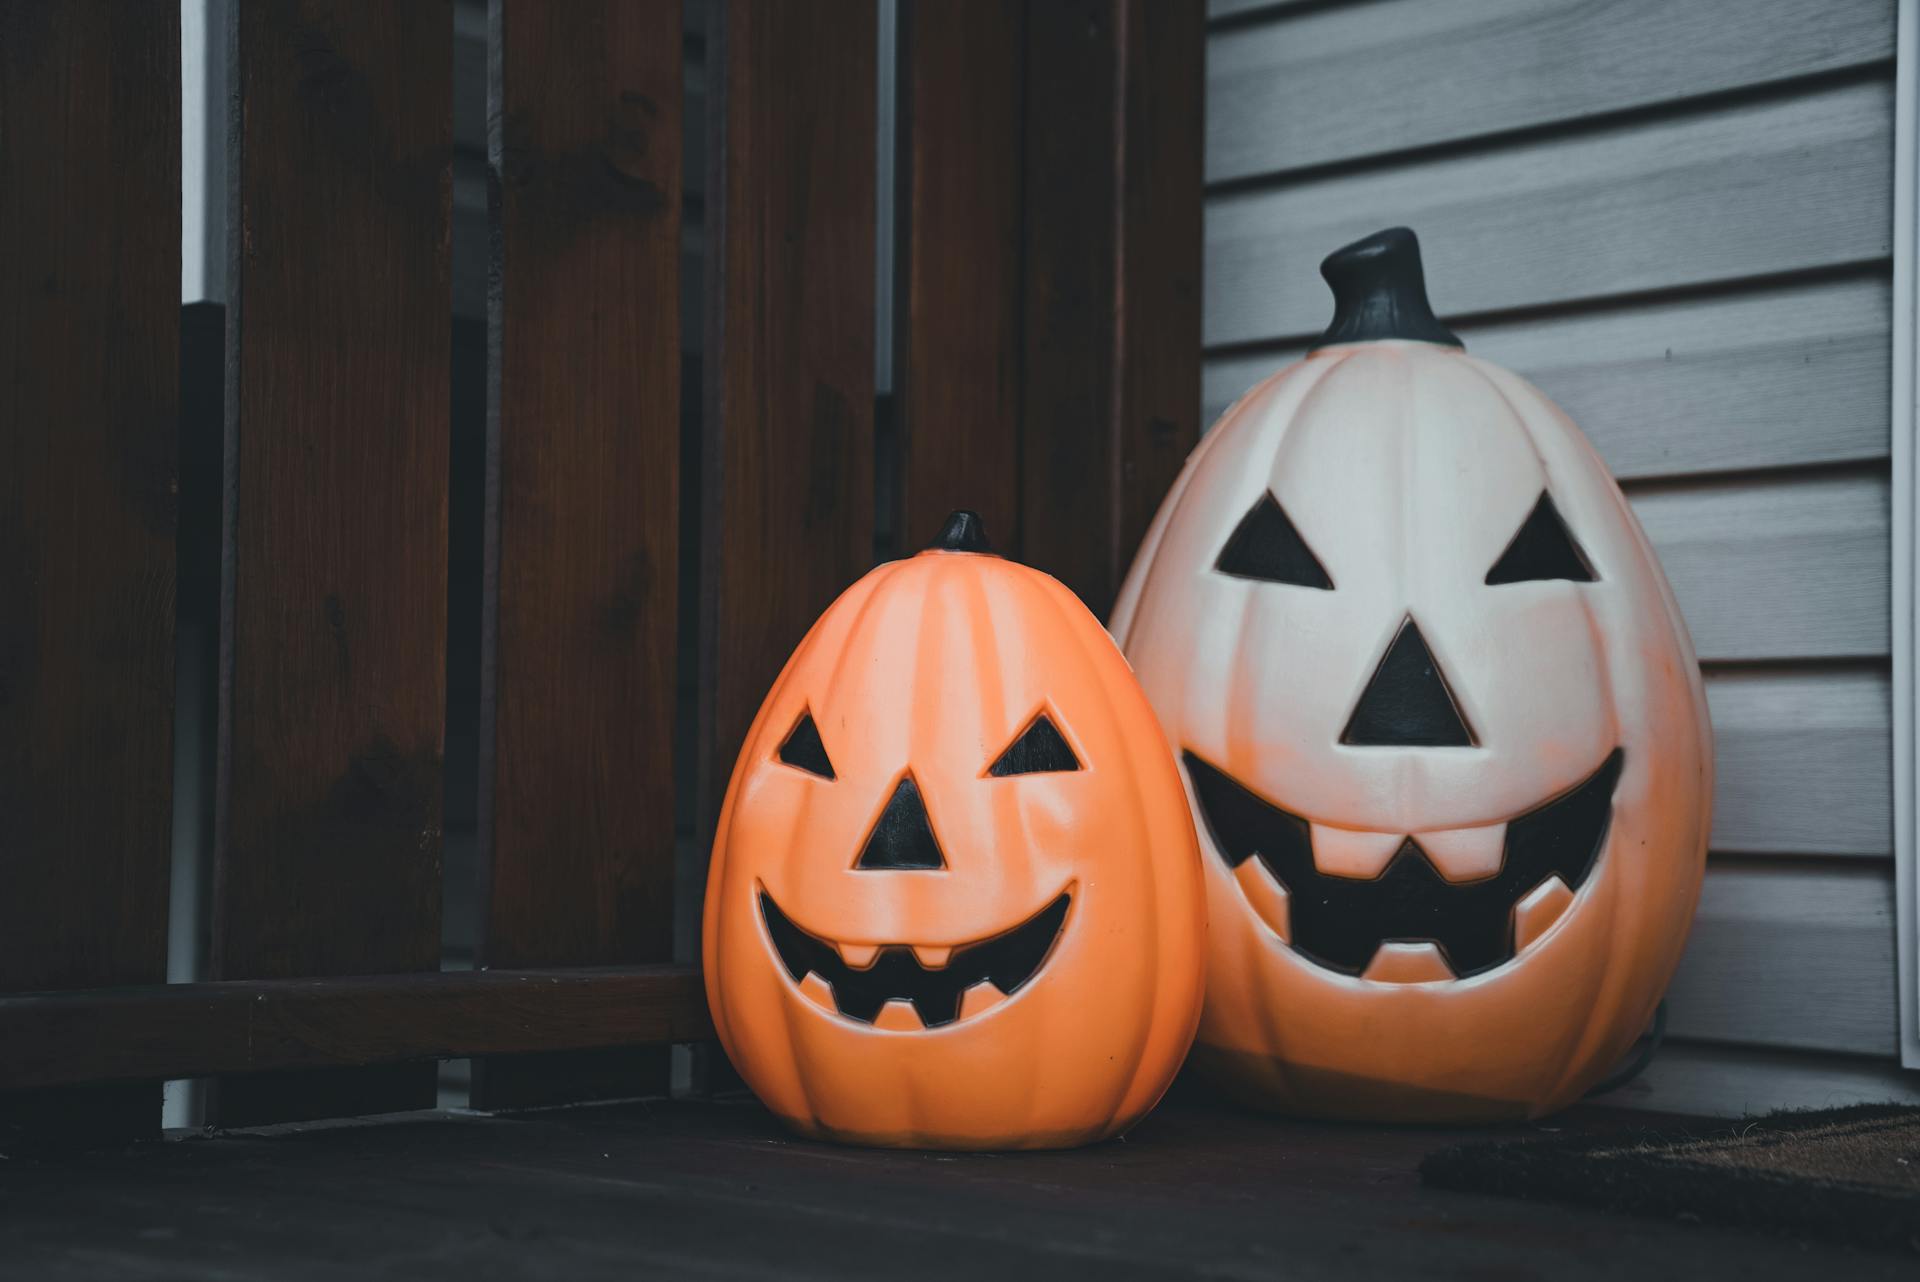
710 515 1207 1147
957 555 1012 782
1469 365 1675 1109
1111 362 1296 639
1112 240 1711 1121
1035 572 1169 1112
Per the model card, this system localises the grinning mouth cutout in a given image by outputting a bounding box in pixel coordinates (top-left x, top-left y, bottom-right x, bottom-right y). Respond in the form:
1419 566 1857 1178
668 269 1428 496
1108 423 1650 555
759 888 1072 1029
1184 750 1624 980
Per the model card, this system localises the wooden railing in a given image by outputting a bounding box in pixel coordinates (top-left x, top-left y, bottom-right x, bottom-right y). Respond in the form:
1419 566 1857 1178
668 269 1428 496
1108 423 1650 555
0 0 1200 1140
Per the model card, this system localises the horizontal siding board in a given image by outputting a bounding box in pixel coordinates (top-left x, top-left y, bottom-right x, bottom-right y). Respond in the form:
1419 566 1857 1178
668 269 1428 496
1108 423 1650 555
1205 78 1893 347
1208 0 1894 183
1203 275 1892 480
1466 279 1891 479
1627 470 1889 662
1207 0 1316 20
1663 861 1897 1057
1706 668 1891 858
1609 1042 1920 1116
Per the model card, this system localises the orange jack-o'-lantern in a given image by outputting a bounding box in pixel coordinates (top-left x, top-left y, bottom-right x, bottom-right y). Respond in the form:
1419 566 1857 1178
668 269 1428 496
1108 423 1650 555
704 512 1206 1149
1112 229 1712 1122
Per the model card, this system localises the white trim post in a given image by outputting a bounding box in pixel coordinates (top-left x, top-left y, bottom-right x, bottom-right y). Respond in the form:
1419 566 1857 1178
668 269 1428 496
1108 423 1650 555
1892 0 1918 1071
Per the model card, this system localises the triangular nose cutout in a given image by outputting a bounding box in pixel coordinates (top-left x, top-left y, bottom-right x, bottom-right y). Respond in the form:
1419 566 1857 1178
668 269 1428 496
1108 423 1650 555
1341 619 1476 747
855 774 948 870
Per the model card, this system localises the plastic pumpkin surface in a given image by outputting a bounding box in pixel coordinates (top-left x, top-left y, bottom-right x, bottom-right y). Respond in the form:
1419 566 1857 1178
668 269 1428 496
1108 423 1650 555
705 512 1207 1149
1111 229 1713 1122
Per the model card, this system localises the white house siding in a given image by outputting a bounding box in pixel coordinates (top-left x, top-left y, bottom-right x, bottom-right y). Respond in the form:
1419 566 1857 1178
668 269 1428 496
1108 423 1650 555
1203 0 1918 1112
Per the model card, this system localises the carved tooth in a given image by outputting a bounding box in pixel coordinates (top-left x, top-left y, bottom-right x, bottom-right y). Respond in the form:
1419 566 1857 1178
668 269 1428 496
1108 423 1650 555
1360 942 1456 984
1513 875 1575 953
957 980 1007 1021
837 942 880 969
873 999 925 1032
1232 859 1291 943
797 972 837 1012
911 944 953 969
1414 822 1507 882
1308 824 1406 879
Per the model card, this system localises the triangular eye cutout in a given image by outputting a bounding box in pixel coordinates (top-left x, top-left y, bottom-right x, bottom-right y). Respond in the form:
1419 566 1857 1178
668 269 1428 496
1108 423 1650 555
777 711 836 779
1485 492 1597 585
1341 619 1476 747
988 714 1082 777
1214 492 1334 589
855 775 947 870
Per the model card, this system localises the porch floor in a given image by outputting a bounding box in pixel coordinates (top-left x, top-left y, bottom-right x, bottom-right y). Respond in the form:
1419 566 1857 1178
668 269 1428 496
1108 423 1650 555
1 1088 1908 1280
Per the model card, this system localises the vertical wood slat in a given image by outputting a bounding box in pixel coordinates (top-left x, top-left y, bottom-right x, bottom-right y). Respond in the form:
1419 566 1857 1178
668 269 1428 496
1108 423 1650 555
212 0 452 1125
1021 0 1203 621
473 0 684 1111
0 1 179 1146
894 0 1026 554
698 0 877 844
1115 0 1205 574
1021 0 1117 614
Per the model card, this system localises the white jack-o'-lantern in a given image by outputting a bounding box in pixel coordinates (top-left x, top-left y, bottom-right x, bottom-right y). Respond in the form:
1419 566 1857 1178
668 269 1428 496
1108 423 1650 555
1112 228 1712 1122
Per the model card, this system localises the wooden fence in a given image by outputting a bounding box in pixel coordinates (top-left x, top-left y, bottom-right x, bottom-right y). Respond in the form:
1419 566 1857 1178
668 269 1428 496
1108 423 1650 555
0 0 1200 1139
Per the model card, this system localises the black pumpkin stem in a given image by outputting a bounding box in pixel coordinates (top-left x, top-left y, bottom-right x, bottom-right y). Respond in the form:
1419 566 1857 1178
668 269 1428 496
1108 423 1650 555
927 509 995 555
1311 227 1463 352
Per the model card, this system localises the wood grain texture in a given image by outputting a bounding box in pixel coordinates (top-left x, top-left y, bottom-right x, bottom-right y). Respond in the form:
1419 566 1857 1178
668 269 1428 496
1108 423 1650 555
215 0 451 1125
476 0 683 1112
894 0 1026 555
451 15 704 325
1116 0 1206 604
1022 0 1205 619
1208 0 1894 183
1705 667 1891 859
0 966 709 1092
1627 470 1889 662
451 174 704 331
1206 77 1893 347
1021 0 1122 611
0 1097 1900 1277
0 0 179 1143
455 11 704 179
1204 274 1892 481
1665 859 1898 1057
698 0 876 842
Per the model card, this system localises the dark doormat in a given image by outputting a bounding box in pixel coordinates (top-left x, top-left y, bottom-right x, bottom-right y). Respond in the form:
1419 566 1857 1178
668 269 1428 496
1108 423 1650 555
1420 1104 1920 1254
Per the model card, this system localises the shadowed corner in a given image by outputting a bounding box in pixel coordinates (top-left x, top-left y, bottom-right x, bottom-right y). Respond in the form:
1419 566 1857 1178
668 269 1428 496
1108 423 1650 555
1190 1043 1538 1126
